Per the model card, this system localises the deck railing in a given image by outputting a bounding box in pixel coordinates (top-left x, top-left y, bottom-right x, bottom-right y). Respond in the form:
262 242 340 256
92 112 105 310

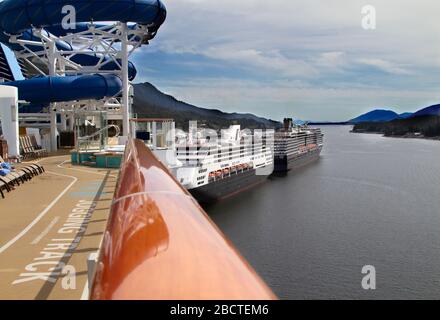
90 139 276 300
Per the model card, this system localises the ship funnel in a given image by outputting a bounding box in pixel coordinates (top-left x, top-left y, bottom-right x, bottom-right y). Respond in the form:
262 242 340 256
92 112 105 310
283 118 293 130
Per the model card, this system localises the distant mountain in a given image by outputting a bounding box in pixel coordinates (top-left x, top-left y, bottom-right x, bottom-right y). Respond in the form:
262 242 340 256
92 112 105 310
352 103 440 138
293 119 308 126
399 112 413 119
349 109 401 123
132 82 281 130
309 121 349 125
411 104 440 118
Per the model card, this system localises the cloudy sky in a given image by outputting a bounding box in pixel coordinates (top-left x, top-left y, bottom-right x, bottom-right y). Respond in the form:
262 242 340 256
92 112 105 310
130 0 440 121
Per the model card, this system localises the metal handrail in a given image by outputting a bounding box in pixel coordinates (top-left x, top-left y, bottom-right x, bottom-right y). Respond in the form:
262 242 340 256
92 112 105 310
90 139 277 300
77 124 120 152
77 124 120 142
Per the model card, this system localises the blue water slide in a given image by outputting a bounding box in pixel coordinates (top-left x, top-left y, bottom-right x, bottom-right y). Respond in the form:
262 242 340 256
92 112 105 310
6 74 123 104
0 0 166 35
0 0 166 104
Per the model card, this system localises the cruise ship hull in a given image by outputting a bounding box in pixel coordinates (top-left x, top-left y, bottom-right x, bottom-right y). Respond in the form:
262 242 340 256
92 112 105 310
189 169 269 204
274 146 322 173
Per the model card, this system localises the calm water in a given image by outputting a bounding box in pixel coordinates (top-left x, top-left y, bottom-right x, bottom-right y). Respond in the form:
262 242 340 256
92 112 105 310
206 126 440 299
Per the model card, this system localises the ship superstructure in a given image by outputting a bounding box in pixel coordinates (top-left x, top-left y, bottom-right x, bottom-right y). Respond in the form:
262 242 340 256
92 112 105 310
274 118 323 173
173 124 274 204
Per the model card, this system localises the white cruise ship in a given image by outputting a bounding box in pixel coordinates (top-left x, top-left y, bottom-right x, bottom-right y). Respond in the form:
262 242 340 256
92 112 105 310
274 118 324 173
173 124 274 204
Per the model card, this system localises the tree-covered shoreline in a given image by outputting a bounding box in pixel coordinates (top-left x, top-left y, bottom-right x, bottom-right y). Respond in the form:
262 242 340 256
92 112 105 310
352 115 440 138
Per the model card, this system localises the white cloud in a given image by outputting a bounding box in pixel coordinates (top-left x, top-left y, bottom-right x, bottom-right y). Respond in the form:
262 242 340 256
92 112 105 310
316 51 347 69
144 0 440 120
357 58 411 75
157 0 440 66
201 46 318 78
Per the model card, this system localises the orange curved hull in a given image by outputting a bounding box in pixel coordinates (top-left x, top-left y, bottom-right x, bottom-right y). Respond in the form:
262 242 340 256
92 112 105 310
90 139 276 300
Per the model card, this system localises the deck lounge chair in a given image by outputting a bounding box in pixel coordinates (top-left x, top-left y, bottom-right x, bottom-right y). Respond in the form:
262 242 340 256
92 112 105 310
19 136 36 160
0 179 6 198
1 155 42 177
29 135 48 157
6 170 29 184
20 136 47 160
0 170 38 199
23 135 46 158
0 173 18 189
0 157 45 199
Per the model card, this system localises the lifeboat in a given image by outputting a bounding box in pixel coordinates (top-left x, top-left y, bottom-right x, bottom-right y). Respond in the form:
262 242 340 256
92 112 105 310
223 168 230 175
215 170 222 178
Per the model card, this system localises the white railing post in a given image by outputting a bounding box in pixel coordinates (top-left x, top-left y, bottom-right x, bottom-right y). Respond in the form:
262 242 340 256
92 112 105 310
47 38 58 152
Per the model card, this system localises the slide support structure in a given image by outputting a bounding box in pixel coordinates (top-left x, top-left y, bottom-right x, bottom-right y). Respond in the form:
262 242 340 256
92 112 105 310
121 23 130 138
48 38 58 152
0 0 167 152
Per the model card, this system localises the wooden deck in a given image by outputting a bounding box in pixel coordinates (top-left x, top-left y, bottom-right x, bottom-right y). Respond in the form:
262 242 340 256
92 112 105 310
0 155 118 300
